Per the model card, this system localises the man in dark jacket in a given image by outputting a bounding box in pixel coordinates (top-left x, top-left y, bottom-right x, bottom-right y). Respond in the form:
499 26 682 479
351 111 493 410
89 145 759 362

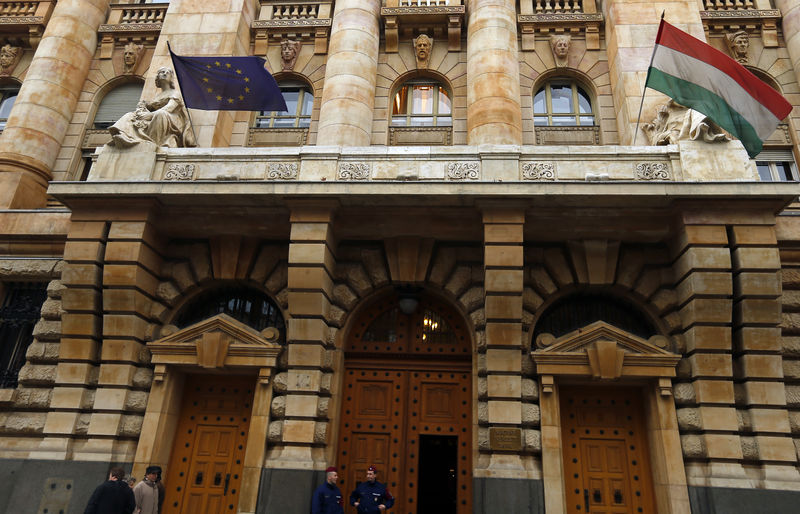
349 465 394 513
311 466 344 514
84 466 136 514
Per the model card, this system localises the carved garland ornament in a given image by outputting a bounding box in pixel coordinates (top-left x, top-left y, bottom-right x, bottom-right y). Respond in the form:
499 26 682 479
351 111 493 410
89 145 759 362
521 162 556 181
447 162 479 180
267 162 298 180
164 163 195 181
634 162 671 181
338 162 370 181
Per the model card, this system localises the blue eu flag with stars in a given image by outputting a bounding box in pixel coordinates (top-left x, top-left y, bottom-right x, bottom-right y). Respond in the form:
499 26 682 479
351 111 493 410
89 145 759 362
168 44 287 112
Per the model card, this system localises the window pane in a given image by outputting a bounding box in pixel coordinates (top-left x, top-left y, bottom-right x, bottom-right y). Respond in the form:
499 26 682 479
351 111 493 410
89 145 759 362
533 88 546 114
776 161 794 181
393 87 409 115
552 116 576 126
550 85 573 113
297 117 311 128
756 162 772 181
300 90 314 116
0 93 18 122
411 85 434 115
438 87 451 115
534 116 548 126
410 116 433 126
272 117 295 128
436 116 452 127
282 90 299 116
255 116 270 128
577 88 592 114
391 116 407 126
579 116 594 126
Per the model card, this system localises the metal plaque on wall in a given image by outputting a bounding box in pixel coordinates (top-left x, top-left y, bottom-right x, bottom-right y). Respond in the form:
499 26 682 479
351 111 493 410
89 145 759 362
489 427 522 451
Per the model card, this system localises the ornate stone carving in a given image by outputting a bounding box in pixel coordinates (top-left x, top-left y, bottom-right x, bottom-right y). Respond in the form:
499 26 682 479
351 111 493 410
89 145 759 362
280 39 300 71
108 67 196 148
521 162 556 181
0 44 21 76
122 42 143 74
635 162 671 181
550 34 571 66
447 162 479 180
414 34 432 69
164 163 195 181
725 30 749 64
642 100 730 146
338 162 370 181
267 162 298 180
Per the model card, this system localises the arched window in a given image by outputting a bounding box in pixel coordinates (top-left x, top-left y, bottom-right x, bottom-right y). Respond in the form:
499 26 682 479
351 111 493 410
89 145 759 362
533 80 594 127
392 80 452 127
174 286 285 344
255 81 313 128
93 82 143 129
0 84 20 131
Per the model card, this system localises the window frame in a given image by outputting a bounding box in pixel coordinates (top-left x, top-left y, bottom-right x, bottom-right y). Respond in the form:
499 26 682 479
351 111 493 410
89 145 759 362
0 282 47 389
391 79 452 128
254 80 314 129
754 149 798 182
533 79 595 127
0 83 21 131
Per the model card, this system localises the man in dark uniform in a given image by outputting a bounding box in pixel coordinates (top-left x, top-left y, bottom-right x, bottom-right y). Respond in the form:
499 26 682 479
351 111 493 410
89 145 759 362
349 465 394 513
84 466 136 514
312 466 344 514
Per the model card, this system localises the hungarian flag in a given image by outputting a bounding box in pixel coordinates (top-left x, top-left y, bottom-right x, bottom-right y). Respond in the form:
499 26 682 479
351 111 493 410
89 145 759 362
645 19 792 158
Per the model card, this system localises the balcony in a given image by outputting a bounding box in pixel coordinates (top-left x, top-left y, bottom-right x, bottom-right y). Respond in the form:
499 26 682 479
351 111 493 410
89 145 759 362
98 2 168 57
381 0 465 52
0 0 55 48
517 0 603 51
697 0 780 47
252 0 333 55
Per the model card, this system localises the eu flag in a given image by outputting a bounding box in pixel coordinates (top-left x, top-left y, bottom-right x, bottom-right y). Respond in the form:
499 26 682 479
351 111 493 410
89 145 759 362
168 45 287 112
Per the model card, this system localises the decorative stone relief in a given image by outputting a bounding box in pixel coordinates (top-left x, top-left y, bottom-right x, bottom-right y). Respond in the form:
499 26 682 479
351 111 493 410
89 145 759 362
446 162 479 180
550 34 571 66
280 39 300 71
0 44 22 76
267 162 298 180
635 162 671 181
338 162 370 181
521 162 556 181
122 42 143 74
642 100 730 146
725 30 749 64
164 163 195 180
414 34 433 69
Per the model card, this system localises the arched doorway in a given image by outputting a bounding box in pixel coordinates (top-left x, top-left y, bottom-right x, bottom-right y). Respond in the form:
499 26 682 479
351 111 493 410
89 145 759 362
338 293 472 514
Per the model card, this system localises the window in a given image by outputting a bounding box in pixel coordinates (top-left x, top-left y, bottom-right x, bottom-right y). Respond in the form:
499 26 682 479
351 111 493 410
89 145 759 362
255 82 313 128
754 150 797 182
93 82 143 129
0 283 47 388
0 85 20 131
392 81 452 127
533 80 594 126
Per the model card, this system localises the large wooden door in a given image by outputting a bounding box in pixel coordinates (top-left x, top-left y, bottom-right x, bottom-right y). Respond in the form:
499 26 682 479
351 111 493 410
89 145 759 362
339 295 472 514
560 387 656 514
163 375 254 514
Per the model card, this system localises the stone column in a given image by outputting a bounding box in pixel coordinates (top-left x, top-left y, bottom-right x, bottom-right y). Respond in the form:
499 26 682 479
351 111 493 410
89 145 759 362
466 0 522 145
603 0 703 144
776 1 800 89
729 225 800 487
0 0 110 209
316 0 381 146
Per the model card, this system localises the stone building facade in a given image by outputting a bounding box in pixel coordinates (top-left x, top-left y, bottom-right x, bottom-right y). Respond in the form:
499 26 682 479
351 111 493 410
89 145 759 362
0 1 799 513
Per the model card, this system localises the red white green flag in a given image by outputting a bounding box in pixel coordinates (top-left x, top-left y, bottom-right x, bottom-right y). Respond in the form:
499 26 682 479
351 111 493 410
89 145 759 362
645 19 792 158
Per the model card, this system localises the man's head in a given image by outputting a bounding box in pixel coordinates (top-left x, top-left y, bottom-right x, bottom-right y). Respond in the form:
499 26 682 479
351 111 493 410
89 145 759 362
109 467 126 481
0 44 19 69
325 466 338 485
414 34 431 60
550 35 571 60
366 465 377 483
145 465 161 482
726 30 749 61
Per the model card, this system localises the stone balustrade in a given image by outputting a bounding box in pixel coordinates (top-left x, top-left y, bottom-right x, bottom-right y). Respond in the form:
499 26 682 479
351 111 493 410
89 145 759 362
104 3 168 25
0 0 55 47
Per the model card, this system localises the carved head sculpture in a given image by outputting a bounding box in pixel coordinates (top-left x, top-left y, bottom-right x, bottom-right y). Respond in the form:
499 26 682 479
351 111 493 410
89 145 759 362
550 34 571 63
123 42 142 74
414 34 433 69
725 30 749 63
280 39 300 71
0 44 21 73
155 67 176 90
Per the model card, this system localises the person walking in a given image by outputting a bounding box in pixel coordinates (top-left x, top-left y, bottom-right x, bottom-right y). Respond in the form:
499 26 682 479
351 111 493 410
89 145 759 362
84 466 135 514
311 466 344 514
133 466 160 514
349 465 394 513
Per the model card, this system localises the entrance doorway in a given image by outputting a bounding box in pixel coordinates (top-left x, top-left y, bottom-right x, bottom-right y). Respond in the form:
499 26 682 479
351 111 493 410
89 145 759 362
560 386 656 514
162 375 254 514
338 294 472 514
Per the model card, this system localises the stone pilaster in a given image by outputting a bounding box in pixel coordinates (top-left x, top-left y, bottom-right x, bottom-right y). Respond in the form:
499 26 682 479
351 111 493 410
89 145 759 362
480 208 525 473
672 223 749 487
466 0 522 145
35 219 108 459
77 217 162 462
0 0 111 208
316 0 381 146
775 0 800 91
729 225 800 488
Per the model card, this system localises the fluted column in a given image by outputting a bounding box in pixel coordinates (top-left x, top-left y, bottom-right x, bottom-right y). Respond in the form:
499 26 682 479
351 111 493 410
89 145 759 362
466 0 522 145
0 0 110 209
316 0 381 146
776 1 800 91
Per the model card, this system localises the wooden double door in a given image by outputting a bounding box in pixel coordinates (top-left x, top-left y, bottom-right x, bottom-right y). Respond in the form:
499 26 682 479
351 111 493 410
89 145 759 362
560 387 656 514
163 375 254 514
338 363 471 514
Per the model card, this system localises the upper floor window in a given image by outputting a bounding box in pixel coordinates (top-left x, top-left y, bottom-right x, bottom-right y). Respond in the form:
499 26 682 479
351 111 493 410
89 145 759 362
0 84 20 131
0 282 47 388
93 82 143 129
533 80 594 127
392 81 452 127
754 150 798 182
255 81 313 128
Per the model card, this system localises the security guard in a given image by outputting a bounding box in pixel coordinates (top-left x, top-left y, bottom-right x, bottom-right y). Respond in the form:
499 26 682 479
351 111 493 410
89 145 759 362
311 466 344 514
349 465 394 514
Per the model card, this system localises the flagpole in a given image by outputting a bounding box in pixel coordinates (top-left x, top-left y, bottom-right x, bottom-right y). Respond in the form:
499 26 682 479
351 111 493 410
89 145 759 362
166 41 199 146
632 11 665 146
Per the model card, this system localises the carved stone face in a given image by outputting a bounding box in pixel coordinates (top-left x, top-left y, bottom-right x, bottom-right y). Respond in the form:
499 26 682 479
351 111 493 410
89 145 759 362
155 67 173 89
281 42 296 62
415 35 431 61
552 36 570 59
733 35 749 56
0 45 16 68
124 48 136 66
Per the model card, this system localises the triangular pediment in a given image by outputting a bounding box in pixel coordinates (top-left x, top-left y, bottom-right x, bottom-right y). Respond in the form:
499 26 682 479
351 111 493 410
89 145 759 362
153 313 280 348
538 320 673 356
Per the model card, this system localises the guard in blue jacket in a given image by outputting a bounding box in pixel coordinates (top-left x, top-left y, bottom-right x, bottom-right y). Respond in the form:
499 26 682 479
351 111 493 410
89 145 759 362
349 465 394 513
311 466 344 514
